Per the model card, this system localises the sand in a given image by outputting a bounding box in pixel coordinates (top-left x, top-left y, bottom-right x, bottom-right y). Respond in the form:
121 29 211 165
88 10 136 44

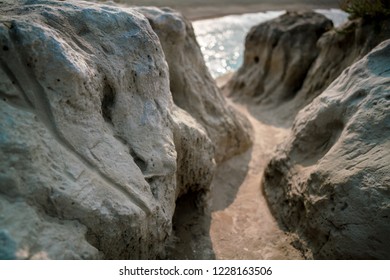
209 99 303 259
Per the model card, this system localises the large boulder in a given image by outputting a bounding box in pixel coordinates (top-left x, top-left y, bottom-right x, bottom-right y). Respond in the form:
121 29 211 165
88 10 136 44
225 11 390 120
225 11 333 104
0 0 215 259
137 7 253 163
294 16 390 109
263 40 390 259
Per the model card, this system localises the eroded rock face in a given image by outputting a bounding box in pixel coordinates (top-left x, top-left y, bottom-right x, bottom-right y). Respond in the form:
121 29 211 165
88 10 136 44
0 0 215 259
170 107 215 199
137 7 253 163
263 40 390 259
295 16 390 109
225 11 390 120
226 11 333 104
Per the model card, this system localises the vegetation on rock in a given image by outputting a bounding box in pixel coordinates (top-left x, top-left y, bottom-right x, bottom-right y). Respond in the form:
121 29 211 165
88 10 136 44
340 0 390 18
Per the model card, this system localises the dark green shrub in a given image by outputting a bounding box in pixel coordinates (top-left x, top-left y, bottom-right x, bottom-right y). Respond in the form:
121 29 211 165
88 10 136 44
340 0 390 18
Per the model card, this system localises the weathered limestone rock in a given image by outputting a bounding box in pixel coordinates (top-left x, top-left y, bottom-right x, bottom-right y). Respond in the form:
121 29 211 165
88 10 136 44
294 16 390 109
226 11 333 104
170 107 215 199
0 0 215 259
263 40 390 259
225 11 390 120
137 7 253 163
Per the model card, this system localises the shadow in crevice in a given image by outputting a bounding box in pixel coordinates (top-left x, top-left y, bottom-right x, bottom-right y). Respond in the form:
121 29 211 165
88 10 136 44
166 190 215 260
210 146 252 212
101 81 115 124
166 137 253 259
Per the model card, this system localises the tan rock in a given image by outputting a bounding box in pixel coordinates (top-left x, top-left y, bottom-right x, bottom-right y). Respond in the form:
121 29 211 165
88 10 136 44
263 40 390 259
225 11 390 122
138 7 253 163
294 16 390 110
0 0 214 259
225 11 333 104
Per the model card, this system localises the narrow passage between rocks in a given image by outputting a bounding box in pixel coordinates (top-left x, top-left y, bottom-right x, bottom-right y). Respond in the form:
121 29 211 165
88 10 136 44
209 100 302 259
168 92 303 259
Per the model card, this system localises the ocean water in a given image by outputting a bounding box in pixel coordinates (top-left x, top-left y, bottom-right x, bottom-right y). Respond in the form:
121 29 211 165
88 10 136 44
193 9 349 78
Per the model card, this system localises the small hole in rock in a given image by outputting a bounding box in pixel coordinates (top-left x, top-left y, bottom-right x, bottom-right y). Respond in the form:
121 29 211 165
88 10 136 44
3 45 9 51
130 149 147 173
340 202 348 211
254 56 259 63
102 82 115 123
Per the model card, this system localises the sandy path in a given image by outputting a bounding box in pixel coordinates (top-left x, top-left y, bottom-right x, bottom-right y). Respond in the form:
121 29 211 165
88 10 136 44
168 94 304 259
209 101 303 259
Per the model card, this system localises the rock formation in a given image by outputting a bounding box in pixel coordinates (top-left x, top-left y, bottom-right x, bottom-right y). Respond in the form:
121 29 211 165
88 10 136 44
0 0 250 259
137 7 253 163
263 40 390 259
225 11 390 119
294 15 390 109
225 11 333 104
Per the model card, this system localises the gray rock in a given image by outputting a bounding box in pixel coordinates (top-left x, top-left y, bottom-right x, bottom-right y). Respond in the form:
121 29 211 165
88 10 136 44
225 11 390 122
0 0 215 259
171 107 215 199
294 16 390 110
138 7 253 163
225 11 332 104
0 230 17 260
263 40 390 259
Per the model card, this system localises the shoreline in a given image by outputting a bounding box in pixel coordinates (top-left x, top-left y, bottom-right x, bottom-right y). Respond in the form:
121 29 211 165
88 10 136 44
95 1 341 21
180 3 340 21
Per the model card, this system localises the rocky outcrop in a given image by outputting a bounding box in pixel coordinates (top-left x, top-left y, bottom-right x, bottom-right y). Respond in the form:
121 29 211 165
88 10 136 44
137 7 253 163
225 11 390 119
294 16 390 109
0 0 218 259
263 40 390 259
225 11 333 104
